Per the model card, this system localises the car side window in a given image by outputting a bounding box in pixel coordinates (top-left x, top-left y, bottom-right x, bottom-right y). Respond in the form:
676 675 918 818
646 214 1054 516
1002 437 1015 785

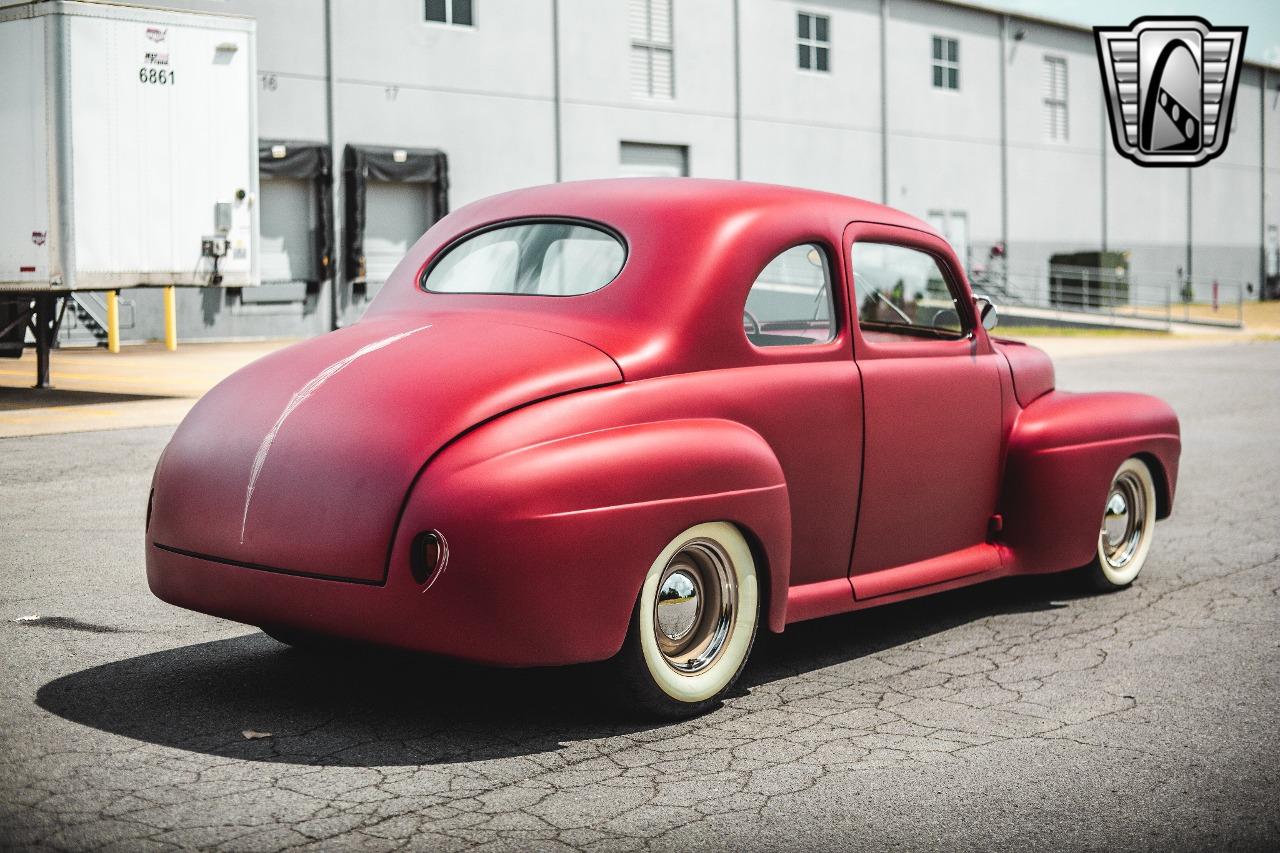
743 244 835 347
852 242 966 339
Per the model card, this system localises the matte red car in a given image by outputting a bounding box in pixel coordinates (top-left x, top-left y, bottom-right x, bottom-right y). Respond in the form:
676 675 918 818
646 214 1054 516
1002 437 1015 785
147 179 1180 717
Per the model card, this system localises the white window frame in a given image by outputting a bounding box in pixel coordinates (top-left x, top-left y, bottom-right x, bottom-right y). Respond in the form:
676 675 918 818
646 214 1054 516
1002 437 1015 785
932 35 959 90
424 0 475 28
797 12 831 73
631 0 675 99
927 210 970 272
1043 55 1069 141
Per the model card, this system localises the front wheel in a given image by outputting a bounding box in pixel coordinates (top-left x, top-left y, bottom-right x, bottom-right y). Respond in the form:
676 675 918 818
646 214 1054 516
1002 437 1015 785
1080 457 1158 591
614 522 760 719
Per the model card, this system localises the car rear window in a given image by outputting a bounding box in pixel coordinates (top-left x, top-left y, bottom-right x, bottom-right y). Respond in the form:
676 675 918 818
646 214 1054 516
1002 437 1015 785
421 221 625 296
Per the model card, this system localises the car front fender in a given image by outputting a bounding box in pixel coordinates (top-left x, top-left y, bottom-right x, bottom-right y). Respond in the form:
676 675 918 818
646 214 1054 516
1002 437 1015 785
1000 390 1181 574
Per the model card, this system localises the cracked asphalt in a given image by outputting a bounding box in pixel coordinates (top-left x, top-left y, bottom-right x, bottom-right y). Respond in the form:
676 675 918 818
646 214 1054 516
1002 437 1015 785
2 342 1278 851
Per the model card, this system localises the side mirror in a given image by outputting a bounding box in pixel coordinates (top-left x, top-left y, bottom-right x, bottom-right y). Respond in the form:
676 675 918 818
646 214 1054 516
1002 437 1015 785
973 294 998 331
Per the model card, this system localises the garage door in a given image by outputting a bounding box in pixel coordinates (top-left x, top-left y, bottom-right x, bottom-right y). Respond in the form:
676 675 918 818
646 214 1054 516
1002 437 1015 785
363 180 432 293
620 142 688 177
259 176 315 286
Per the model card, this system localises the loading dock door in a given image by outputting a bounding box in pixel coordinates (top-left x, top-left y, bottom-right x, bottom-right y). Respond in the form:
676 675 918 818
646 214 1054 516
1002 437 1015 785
343 145 449 297
256 140 334 300
363 181 432 294
259 177 316 287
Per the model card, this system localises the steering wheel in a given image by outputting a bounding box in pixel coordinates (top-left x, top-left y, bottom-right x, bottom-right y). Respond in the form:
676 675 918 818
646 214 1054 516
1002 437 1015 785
743 309 761 337
931 307 961 330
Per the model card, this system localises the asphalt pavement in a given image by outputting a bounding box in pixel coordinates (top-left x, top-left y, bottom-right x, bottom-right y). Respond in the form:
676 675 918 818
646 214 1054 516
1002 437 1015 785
1 342 1278 851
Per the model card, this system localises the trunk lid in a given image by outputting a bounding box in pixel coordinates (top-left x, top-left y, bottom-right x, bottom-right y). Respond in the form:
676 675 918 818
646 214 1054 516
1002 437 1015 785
150 316 621 582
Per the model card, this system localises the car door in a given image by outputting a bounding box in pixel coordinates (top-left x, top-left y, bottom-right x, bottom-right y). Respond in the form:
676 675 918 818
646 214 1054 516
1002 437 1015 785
736 239 865 618
844 221 1004 599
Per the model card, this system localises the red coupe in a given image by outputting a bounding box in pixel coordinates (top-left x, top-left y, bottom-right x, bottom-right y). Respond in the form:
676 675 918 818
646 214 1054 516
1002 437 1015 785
147 179 1180 717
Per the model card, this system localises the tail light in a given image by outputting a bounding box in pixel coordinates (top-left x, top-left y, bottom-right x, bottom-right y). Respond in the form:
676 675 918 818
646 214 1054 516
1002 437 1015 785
410 530 448 586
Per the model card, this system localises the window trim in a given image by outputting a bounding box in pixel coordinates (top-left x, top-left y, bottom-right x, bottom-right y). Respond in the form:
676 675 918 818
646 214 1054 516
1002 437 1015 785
423 0 475 28
417 216 629 297
796 11 831 74
931 35 960 91
742 241 840 351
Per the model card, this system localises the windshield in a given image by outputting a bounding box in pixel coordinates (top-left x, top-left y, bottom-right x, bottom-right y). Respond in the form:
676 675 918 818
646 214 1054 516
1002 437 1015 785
421 221 626 296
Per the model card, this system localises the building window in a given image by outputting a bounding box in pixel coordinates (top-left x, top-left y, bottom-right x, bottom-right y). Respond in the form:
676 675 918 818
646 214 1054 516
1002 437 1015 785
797 12 830 72
630 0 674 99
620 141 688 177
932 36 959 90
1043 55 1068 140
927 210 969 272
424 0 473 26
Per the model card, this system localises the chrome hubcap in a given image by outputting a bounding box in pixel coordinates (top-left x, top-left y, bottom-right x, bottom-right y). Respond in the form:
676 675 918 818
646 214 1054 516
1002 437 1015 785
1100 471 1147 569
653 539 737 674
656 570 700 642
1103 492 1129 547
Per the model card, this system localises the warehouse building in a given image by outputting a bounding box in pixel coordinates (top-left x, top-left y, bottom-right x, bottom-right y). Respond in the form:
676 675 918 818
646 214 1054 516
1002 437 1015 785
14 0 1280 345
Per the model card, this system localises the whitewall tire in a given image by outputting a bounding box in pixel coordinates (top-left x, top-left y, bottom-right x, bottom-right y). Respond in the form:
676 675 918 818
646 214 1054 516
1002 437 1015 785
615 522 760 718
1082 457 1157 590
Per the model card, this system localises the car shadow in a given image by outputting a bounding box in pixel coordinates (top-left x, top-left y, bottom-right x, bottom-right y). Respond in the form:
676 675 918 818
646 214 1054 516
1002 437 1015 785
35 573 1088 767
741 572 1085 688
0 387 176 410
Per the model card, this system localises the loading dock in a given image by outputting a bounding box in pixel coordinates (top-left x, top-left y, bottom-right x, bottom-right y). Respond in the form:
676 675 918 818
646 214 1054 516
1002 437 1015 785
256 141 334 305
342 145 449 300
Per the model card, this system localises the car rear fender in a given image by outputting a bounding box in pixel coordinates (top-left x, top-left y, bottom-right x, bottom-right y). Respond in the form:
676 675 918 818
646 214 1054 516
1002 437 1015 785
390 415 792 664
999 390 1180 574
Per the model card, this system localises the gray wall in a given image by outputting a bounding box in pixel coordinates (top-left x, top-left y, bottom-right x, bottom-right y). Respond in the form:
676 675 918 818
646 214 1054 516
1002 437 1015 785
64 0 1280 345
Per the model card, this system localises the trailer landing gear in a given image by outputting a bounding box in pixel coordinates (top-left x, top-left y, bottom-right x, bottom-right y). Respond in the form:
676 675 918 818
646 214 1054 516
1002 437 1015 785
0 294 67 389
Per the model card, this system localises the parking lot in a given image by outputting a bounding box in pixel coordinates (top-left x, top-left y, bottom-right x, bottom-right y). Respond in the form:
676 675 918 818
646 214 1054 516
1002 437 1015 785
2 339 1278 851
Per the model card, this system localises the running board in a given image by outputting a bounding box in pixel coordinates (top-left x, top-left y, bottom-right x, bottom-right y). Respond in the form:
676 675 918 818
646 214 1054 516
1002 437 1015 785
782 544 1004 626
785 578 855 623
851 543 1001 600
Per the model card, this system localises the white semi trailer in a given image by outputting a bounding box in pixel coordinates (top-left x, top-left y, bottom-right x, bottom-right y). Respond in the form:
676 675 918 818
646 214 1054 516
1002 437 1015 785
0 0 258 384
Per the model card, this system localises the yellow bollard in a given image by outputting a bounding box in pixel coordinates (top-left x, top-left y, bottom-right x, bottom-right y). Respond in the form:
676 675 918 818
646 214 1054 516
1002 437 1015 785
105 290 120 354
163 286 177 351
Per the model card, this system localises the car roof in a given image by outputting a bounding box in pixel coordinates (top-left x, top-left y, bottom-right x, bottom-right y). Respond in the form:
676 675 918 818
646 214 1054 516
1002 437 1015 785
366 178 943 380
441 178 929 230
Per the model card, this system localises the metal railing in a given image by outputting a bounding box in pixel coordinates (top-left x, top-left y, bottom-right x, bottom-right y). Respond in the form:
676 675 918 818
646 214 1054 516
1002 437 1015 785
966 263 1245 329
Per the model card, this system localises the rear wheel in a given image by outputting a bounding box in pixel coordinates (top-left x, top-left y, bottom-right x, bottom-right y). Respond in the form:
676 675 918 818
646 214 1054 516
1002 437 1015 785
1080 457 1157 591
614 522 760 719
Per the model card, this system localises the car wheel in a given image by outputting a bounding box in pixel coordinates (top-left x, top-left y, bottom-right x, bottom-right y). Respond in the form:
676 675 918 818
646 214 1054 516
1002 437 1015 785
614 521 760 719
1081 457 1157 591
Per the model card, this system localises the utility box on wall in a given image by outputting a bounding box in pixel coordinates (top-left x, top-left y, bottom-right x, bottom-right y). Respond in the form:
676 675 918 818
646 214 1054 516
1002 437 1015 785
0 1 259 291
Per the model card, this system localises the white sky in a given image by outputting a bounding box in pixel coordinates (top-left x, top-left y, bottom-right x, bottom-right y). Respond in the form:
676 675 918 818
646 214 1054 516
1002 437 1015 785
979 0 1280 65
